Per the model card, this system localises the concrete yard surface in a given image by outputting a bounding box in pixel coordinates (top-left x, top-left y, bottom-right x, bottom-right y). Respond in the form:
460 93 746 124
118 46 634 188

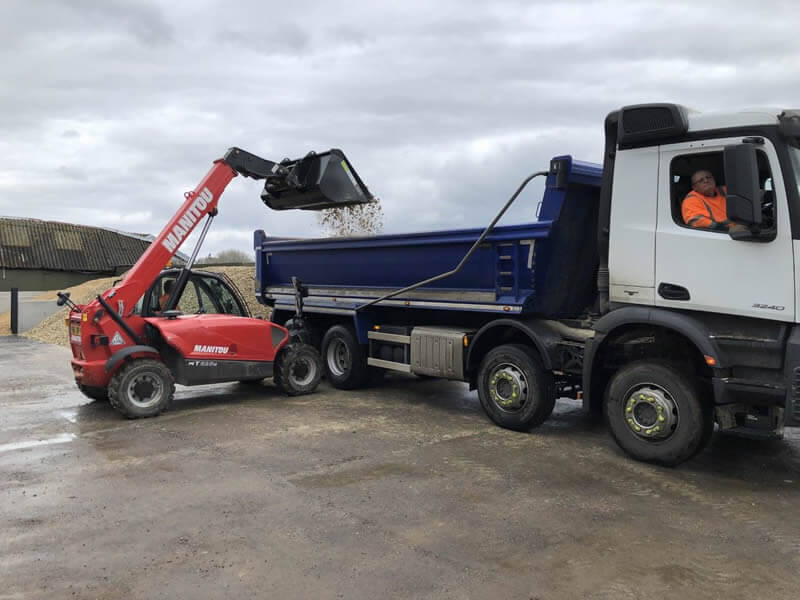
1 336 799 599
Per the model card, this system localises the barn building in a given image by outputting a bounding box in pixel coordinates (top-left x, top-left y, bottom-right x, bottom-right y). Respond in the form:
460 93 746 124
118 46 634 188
0 217 180 292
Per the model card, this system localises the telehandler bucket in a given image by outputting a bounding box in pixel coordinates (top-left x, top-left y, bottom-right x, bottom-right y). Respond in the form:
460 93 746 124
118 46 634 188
260 149 374 211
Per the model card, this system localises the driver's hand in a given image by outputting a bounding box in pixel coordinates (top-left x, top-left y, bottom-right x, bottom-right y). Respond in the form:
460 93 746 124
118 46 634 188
729 224 749 233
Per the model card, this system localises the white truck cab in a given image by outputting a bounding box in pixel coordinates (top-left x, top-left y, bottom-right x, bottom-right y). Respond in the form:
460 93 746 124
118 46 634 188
586 104 800 463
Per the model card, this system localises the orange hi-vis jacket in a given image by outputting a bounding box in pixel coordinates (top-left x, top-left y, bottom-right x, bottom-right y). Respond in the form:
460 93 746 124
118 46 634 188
681 188 729 229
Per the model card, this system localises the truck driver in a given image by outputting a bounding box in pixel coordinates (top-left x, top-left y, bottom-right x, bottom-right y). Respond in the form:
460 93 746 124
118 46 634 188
681 170 732 230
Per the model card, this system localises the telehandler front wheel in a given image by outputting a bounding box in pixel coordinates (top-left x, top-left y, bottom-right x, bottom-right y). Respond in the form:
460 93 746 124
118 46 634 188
274 343 323 396
108 359 175 419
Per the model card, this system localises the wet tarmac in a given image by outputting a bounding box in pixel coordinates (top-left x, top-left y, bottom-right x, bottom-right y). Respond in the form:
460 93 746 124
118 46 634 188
1 336 799 599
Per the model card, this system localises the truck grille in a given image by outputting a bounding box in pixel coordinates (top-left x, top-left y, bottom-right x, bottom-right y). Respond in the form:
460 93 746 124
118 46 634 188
791 368 800 426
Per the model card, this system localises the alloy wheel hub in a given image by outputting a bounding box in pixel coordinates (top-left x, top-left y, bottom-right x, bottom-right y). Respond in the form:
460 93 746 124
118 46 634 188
623 385 679 440
326 340 349 377
489 365 527 412
290 357 316 386
127 373 162 408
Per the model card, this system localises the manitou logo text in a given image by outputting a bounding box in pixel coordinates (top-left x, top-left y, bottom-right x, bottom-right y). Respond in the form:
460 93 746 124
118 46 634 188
162 187 214 253
193 344 229 354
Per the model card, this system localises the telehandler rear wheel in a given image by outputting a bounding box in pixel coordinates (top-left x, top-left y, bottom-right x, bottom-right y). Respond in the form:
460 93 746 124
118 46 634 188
77 383 108 403
108 359 175 419
274 343 323 396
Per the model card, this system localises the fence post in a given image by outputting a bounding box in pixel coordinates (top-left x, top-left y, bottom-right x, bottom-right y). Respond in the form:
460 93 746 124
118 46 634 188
10 287 19 335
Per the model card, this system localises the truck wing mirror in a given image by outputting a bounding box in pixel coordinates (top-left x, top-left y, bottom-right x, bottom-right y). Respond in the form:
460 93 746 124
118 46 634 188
261 149 374 211
723 144 762 227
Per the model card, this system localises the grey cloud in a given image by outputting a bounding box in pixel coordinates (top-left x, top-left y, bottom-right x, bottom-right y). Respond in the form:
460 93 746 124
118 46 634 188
218 24 312 55
2 0 799 257
1 0 172 47
326 24 372 48
56 165 89 181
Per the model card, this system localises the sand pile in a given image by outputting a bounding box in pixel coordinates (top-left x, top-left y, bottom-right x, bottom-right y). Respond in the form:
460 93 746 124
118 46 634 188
13 266 270 347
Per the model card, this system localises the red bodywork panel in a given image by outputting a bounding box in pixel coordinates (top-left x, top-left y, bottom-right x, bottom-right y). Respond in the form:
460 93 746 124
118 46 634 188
69 312 289 388
144 315 288 362
69 310 153 387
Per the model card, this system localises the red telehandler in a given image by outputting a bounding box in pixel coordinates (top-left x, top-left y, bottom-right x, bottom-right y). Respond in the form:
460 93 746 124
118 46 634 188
58 147 373 418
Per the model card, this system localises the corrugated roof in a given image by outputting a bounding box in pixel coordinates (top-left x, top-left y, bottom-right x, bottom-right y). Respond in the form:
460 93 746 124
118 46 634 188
0 217 153 272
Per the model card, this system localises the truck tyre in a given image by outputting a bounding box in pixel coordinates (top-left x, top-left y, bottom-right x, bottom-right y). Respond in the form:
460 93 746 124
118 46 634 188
107 359 175 419
321 324 369 389
77 383 108 402
477 344 555 431
604 360 714 467
274 343 323 396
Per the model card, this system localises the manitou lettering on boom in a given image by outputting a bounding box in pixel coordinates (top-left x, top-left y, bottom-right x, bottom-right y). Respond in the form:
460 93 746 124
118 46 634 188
162 188 214 253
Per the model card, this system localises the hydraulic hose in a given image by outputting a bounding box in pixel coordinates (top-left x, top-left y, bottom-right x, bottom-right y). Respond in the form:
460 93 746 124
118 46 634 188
355 170 548 311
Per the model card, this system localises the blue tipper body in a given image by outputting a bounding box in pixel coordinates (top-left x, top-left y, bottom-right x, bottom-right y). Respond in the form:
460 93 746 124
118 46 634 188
254 155 602 335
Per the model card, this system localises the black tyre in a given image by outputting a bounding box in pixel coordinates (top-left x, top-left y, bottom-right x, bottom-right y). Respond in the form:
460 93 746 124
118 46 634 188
477 344 555 431
274 343 323 396
108 359 175 419
77 383 108 402
283 318 320 347
604 360 714 467
321 324 369 389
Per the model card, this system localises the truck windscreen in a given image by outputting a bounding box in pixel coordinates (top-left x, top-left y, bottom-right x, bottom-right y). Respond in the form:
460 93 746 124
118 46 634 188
790 143 800 197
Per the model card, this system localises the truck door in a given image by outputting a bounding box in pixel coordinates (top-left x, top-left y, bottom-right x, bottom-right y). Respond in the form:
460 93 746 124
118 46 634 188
656 137 795 321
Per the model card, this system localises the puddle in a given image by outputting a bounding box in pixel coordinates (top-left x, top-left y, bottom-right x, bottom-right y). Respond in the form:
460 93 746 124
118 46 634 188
58 410 78 424
0 433 77 454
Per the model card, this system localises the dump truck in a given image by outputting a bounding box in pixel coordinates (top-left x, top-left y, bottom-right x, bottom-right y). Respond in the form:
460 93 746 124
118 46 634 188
254 103 800 466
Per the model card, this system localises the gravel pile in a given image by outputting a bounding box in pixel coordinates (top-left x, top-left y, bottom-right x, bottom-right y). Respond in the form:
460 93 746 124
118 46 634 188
0 310 12 335
20 277 117 345
13 266 270 347
207 266 271 320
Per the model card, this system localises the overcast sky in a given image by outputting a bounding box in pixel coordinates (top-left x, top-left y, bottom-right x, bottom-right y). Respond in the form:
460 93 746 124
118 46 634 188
2 0 799 257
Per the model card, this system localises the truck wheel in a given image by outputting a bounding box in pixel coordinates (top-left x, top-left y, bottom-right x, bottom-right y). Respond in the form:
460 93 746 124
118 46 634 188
604 360 713 466
77 383 108 402
107 359 175 419
274 343 323 396
477 344 555 431
321 324 369 389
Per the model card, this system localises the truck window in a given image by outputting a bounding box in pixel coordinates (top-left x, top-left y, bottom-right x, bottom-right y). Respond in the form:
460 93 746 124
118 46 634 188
670 150 775 233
